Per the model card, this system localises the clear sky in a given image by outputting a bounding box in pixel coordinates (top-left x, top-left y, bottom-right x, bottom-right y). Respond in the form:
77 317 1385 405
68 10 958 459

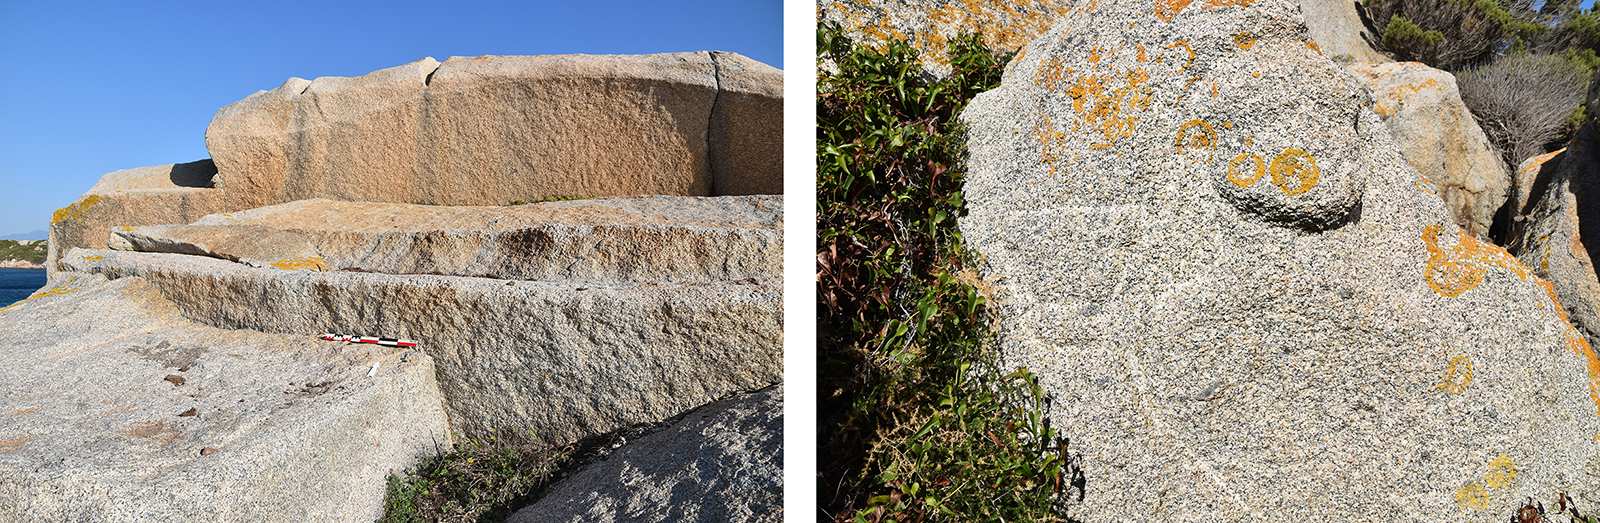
0 0 782 238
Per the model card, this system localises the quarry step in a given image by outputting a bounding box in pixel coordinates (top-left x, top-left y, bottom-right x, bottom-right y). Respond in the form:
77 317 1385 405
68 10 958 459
60 248 782 449
0 274 448 522
107 195 782 283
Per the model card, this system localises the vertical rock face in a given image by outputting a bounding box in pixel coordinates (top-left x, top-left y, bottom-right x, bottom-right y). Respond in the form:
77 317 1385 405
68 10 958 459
1346 61 1510 239
204 52 784 212
1507 71 1600 347
959 0 1600 520
1294 0 1391 63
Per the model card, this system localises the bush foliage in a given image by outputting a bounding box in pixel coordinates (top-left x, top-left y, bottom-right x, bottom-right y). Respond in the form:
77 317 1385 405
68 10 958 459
817 21 1082 523
1458 51 1593 166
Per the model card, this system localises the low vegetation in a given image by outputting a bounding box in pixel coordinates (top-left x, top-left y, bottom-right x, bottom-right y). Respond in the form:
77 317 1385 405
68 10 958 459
817 21 1082 523
0 240 46 264
376 431 569 523
1363 0 1600 166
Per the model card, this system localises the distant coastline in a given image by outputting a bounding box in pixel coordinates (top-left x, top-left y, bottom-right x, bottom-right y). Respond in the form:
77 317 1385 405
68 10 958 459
0 239 47 270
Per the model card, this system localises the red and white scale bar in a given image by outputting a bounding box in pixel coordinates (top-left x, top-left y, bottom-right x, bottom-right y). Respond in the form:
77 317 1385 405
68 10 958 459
321 334 419 347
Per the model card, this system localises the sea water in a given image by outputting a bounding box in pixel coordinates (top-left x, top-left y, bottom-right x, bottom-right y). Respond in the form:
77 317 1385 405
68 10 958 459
0 269 47 308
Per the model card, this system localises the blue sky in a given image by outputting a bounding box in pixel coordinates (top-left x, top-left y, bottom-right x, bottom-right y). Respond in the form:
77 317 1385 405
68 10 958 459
0 0 782 238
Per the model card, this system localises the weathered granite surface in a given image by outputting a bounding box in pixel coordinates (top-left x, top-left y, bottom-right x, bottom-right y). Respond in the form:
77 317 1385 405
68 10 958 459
206 53 783 212
509 385 783 523
47 160 224 274
1346 61 1509 238
1294 0 1390 63
817 0 1075 79
60 248 782 449
959 0 1600 520
1507 70 1600 348
0 273 449 522
108 196 782 283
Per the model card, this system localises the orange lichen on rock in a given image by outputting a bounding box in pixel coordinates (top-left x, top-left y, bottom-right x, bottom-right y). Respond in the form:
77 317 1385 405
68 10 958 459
1269 148 1319 195
824 0 1073 71
1372 78 1441 118
1165 40 1195 72
1422 225 1530 297
1227 153 1266 187
1033 56 1071 92
1066 66 1153 147
1205 0 1256 8
1154 0 1194 21
1520 149 1565 179
1234 32 1255 49
1175 119 1217 162
1030 110 1070 177
51 194 104 225
1305 40 1324 57
1437 355 1473 394
269 257 327 271
1535 277 1600 414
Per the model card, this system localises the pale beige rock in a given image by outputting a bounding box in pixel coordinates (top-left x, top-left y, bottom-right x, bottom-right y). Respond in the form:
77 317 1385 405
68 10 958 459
1295 0 1391 63
0 273 449 522
709 52 784 195
1346 61 1510 238
47 160 225 275
1507 70 1600 343
207 58 440 212
1512 148 1565 218
109 196 782 283
60 248 783 449
206 53 783 212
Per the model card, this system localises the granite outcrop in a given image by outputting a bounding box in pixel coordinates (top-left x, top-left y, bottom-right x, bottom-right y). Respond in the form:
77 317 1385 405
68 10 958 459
959 0 1600 520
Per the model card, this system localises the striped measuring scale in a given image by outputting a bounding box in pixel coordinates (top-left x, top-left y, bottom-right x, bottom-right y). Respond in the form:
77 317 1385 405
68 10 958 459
320 333 419 347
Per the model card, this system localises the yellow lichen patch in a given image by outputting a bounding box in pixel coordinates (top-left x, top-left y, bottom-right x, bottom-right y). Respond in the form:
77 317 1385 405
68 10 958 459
1135 43 1148 62
1437 355 1472 394
1234 32 1255 49
827 0 1073 71
1483 455 1518 488
1175 119 1217 162
1088 46 1106 63
1372 78 1441 119
1205 0 1256 8
1269 148 1319 196
1030 110 1070 177
51 194 104 225
0 285 81 314
1227 153 1265 187
269 257 327 271
1305 40 1324 57
1168 40 1195 72
1154 0 1194 20
1065 67 1153 147
1033 56 1071 92
1455 482 1489 511
85 255 102 261
1422 225 1530 297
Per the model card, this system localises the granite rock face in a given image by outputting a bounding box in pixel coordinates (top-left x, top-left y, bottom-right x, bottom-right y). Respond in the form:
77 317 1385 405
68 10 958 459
0 274 449 522
1346 61 1510 238
1507 71 1600 347
47 160 225 273
959 0 1600 520
206 53 782 212
1294 0 1390 63
60 248 781 449
508 385 783 523
108 196 782 283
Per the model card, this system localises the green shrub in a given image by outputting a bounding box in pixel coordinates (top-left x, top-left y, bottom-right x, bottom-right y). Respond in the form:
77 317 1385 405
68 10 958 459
1366 0 1540 69
376 431 569 523
817 21 1082 523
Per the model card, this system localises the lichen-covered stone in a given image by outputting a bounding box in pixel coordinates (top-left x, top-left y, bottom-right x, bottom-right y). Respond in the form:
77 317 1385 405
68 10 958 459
817 0 1076 79
0 274 448 522
1294 0 1390 63
1347 61 1509 238
508 385 782 523
60 248 782 449
108 195 782 283
46 160 225 275
1507 70 1600 348
959 0 1600 520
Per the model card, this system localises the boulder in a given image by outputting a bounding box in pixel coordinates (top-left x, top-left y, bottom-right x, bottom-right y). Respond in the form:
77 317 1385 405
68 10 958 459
108 196 782 283
508 385 783 523
0 273 449 522
1506 70 1600 345
1294 0 1391 63
1346 61 1510 238
817 0 1075 79
1511 148 1565 219
47 160 225 274
958 0 1600 520
60 248 782 449
206 52 783 212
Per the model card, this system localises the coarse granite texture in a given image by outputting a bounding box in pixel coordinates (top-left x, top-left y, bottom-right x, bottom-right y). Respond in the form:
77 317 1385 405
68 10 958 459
957 0 1600 520
0 274 448 522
